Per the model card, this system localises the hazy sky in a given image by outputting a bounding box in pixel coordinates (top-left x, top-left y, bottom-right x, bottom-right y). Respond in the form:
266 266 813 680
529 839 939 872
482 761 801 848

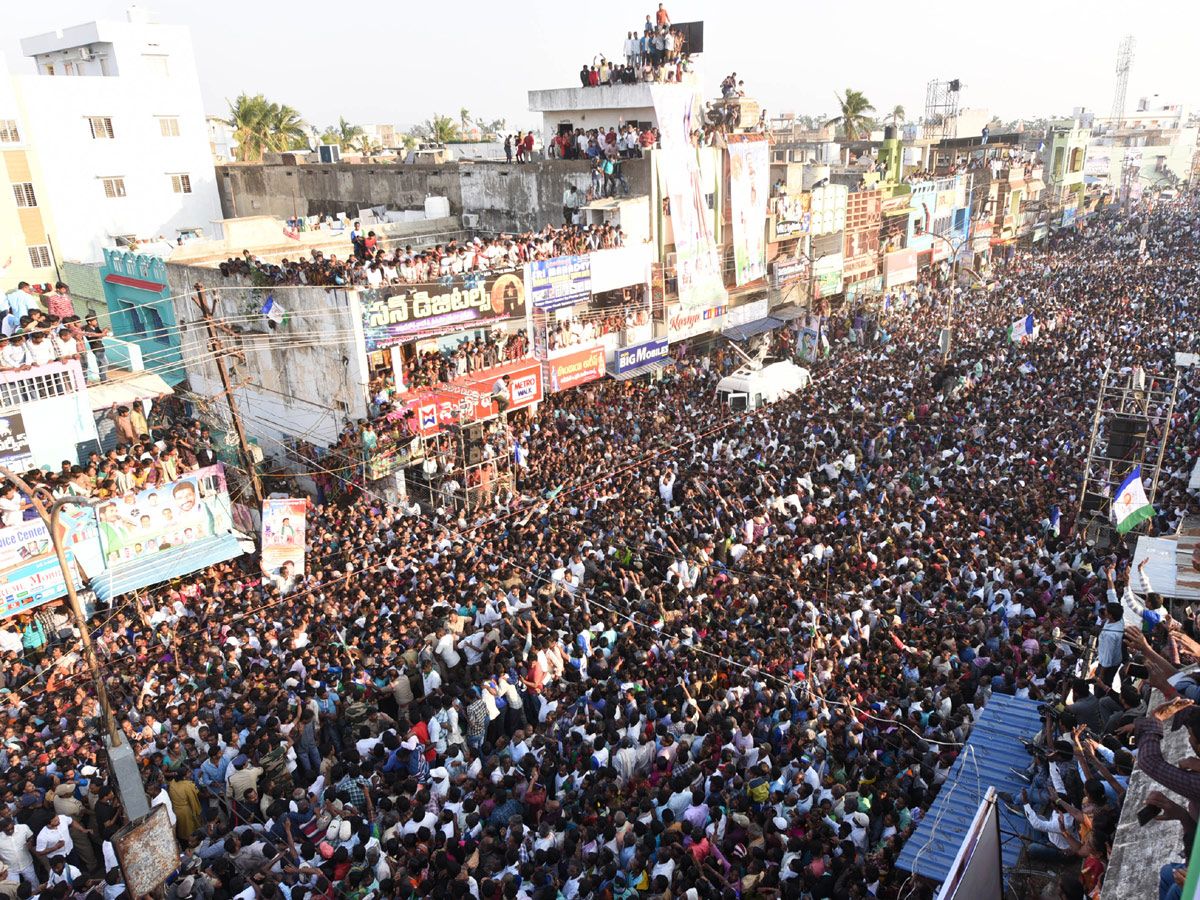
5 0 1200 133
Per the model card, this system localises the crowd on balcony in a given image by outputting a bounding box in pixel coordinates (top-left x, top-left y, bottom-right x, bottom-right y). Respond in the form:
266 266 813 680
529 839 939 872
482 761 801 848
0 281 116 381
218 220 631 290
547 126 656 162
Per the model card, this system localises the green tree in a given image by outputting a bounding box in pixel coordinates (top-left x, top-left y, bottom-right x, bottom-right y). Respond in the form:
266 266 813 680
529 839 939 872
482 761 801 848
460 107 471 133
326 116 365 151
827 89 876 141
419 114 461 143
223 94 308 161
890 105 906 128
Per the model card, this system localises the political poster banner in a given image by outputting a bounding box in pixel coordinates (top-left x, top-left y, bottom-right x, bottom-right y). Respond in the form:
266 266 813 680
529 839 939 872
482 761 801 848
0 508 99 620
547 346 606 392
651 85 727 311
96 465 234 568
529 255 592 311
773 194 811 239
0 412 33 473
726 135 770 285
262 498 307 580
361 271 526 351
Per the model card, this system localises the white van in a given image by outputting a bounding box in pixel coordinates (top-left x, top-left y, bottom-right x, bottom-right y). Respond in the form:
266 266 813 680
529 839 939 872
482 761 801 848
716 360 811 411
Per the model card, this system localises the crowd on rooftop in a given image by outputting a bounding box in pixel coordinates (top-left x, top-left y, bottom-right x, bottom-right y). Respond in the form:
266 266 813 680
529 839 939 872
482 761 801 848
1 196 1200 900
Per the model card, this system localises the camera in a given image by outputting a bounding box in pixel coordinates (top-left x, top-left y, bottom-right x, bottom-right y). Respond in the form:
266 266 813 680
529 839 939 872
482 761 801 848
1137 804 1164 827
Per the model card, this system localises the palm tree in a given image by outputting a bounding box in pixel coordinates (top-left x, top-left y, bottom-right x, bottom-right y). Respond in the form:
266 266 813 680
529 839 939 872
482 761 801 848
827 89 876 141
460 108 471 133
224 93 273 162
330 117 365 151
890 105 905 129
353 134 377 155
266 104 307 151
223 94 308 161
422 114 461 144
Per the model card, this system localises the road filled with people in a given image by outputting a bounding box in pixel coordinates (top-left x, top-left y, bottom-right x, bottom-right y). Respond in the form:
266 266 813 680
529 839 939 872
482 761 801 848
2 198 1200 900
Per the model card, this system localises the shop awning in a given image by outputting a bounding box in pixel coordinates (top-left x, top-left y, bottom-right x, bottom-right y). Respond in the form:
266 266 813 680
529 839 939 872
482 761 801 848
724 317 784 340
608 361 670 381
771 305 806 322
87 370 175 411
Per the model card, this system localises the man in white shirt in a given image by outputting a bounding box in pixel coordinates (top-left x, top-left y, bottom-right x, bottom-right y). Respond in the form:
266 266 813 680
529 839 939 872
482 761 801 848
35 814 81 862
0 818 36 884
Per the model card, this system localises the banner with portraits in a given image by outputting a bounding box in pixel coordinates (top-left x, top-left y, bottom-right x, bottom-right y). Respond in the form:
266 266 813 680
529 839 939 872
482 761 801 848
262 498 307 580
726 135 770 285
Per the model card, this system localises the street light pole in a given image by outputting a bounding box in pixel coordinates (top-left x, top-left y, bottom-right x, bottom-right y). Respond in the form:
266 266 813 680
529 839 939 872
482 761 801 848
0 469 150 819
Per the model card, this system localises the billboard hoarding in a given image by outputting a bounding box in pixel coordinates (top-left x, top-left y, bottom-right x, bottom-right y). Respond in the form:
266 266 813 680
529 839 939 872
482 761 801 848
261 498 307 579
403 360 543 437
0 508 99 621
361 271 526 351
529 255 592 311
667 302 728 342
773 194 811 239
884 248 918 288
727 135 770 285
614 338 670 374
547 346 606 392
96 465 234 569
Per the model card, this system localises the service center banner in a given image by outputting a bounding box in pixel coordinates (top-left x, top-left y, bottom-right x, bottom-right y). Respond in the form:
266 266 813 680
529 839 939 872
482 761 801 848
615 338 670 374
529 255 592 311
262 498 307 578
547 346 606 392
361 271 526 350
726 135 770 285
0 508 99 620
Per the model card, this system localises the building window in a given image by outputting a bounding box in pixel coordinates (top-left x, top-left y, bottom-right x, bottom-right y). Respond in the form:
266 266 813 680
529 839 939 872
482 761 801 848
158 116 180 137
11 182 37 208
0 120 20 143
88 116 115 139
27 245 51 269
43 64 54 76
64 62 74 77
143 55 169 77
119 299 170 345
101 177 127 198
170 174 192 194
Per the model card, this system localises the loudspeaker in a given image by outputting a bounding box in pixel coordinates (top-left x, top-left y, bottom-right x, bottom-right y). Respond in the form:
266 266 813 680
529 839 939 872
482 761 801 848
462 423 484 447
465 444 482 466
1106 416 1146 463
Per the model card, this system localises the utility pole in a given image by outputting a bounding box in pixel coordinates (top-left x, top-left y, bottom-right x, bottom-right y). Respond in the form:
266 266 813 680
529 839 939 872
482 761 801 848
0 470 149 819
193 282 265 506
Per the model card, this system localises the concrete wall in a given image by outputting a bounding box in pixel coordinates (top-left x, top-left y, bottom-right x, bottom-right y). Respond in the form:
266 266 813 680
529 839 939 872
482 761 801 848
460 159 652 233
164 262 370 452
216 162 464 221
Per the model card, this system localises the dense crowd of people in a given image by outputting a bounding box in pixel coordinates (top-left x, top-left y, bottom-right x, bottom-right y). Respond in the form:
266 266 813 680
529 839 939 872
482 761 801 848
577 7 694 90
217 221 631 290
2 197 1200 900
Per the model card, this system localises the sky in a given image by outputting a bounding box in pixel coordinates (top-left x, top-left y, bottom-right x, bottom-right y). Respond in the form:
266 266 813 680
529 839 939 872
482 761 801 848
4 0 1200 134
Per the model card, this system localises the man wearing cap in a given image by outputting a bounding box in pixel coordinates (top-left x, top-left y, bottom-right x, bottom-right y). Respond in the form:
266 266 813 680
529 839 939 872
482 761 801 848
226 756 261 804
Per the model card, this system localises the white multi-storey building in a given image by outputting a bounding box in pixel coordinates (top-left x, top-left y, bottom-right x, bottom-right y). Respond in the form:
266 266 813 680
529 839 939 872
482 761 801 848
12 6 220 263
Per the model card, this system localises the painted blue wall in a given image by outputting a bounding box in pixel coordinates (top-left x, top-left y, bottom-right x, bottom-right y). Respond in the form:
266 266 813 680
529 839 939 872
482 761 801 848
99 250 184 383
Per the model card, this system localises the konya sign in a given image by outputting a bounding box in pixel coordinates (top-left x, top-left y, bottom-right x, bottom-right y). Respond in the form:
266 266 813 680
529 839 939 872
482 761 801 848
361 271 526 350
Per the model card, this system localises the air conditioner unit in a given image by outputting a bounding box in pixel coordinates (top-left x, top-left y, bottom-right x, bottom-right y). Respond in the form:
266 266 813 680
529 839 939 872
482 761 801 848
77 48 95 61
462 213 479 228
247 445 264 465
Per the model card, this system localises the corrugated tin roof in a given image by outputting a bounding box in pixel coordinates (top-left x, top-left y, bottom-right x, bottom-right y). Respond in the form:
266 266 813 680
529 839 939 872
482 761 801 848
90 533 245 603
895 693 1043 887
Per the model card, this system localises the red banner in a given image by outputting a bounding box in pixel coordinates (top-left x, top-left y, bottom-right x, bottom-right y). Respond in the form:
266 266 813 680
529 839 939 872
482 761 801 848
546 346 606 392
401 359 543 437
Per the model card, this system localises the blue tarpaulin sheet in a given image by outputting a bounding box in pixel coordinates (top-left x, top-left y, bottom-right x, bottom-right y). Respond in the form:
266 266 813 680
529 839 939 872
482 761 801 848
90 533 245 604
895 693 1043 888
723 317 784 341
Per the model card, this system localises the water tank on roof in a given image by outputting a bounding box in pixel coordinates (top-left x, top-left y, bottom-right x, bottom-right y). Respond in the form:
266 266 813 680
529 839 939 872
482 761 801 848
424 196 451 219
802 164 830 191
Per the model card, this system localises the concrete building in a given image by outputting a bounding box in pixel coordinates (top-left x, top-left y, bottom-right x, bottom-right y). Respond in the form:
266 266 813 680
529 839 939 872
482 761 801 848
1044 119 1089 220
12 7 221 263
207 115 236 161
527 75 702 151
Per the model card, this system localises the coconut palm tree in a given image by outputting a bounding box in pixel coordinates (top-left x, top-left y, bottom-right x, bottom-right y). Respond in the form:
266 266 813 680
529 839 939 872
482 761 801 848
460 108 471 133
827 89 876 141
267 103 308 151
422 114 461 144
224 94 308 160
890 105 905 128
327 117 365 151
